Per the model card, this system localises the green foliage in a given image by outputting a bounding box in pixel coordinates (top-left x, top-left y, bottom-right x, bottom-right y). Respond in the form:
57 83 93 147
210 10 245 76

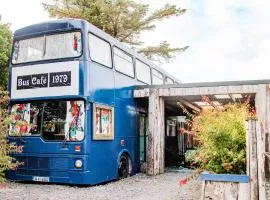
187 103 247 174
0 89 20 183
42 0 188 61
138 41 189 62
0 17 12 90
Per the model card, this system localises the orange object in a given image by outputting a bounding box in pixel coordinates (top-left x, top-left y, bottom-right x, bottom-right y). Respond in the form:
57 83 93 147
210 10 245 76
75 145 81 152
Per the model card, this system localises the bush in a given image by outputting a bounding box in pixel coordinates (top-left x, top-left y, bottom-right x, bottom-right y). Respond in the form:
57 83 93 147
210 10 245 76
0 89 20 183
188 103 248 174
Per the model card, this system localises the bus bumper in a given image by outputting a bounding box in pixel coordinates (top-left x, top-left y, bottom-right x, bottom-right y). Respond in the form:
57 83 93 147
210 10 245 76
5 154 113 185
6 170 95 185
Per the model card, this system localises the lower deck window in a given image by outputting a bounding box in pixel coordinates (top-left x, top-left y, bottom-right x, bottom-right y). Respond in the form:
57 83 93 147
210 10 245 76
9 100 85 141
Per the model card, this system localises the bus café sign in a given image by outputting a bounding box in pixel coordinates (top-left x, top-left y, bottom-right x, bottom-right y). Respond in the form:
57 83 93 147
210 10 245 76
17 71 71 90
11 61 79 99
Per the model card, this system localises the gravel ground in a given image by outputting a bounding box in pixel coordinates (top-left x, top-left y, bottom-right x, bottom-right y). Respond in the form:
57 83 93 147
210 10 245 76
0 172 201 200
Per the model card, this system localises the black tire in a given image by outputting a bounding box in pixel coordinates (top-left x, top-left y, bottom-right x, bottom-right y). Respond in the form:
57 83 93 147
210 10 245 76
118 154 131 179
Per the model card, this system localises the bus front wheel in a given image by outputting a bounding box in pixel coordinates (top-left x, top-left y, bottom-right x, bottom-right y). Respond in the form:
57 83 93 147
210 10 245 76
118 154 132 179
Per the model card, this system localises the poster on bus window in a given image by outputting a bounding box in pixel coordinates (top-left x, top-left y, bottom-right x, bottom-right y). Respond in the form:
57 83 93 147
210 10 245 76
65 101 85 141
93 104 114 140
10 103 31 136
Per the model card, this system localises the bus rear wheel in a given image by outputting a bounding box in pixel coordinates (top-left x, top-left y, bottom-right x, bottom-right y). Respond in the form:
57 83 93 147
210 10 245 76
118 154 131 179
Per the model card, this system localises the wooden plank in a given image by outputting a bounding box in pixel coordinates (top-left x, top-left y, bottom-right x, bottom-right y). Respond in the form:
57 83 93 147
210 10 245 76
238 182 250 200
179 98 201 113
200 173 249 183
204 181 238 200
201 180 206 200
135 79 270 90
249 120 258 200
158 96 165 173
134 88 149 98
159 85 258 97
266 85 270 178
147 88 158 175
223 182 238 200
134 84 259 98
246 120 250 176
255 85 267 200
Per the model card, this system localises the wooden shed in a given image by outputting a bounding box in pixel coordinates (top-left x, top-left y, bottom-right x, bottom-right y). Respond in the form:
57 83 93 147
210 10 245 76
134 79 270 200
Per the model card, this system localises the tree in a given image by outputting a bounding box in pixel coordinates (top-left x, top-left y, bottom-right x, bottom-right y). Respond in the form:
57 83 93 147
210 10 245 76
42 0 188 61
0 88 22 183
0 16 12 89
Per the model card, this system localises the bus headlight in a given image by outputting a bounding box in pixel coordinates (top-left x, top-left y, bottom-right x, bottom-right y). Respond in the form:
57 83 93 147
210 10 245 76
75 160 83 168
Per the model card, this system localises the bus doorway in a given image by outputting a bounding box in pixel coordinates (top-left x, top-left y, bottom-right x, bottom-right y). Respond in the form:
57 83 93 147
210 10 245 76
165 116 193 167
138 113 148 172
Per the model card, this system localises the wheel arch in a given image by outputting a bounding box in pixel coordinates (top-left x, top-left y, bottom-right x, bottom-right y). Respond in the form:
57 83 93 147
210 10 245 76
117 149 131 164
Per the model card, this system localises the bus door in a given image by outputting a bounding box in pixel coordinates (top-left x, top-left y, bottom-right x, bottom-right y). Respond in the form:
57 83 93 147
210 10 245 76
139 113 148 163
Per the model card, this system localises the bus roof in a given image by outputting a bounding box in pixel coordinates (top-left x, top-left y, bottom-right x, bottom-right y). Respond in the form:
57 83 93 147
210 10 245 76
14 18 181 83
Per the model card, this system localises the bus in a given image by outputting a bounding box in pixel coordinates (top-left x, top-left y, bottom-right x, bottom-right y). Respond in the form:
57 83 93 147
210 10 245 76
7 19 179 185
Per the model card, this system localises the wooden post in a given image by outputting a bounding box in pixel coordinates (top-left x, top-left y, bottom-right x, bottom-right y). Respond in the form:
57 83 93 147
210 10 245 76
249 119 259 200
201 180 206 200
255 85 267 200
238 182 250 200
147 88 165 175
158 96 165 174
266 86 270 178
246 120 250 176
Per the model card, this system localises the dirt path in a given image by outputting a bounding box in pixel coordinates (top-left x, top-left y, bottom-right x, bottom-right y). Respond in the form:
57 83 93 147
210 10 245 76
0 172 201 200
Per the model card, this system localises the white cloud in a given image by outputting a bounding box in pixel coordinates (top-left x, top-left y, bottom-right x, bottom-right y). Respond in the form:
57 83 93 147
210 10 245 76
140 0 270 83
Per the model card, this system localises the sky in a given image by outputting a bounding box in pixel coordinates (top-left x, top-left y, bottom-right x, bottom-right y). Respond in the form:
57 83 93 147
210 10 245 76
0 0 270 83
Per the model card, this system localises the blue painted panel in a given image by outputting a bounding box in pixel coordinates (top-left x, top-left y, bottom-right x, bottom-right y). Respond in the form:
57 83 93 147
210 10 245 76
200 172 250 183
89 62 115 105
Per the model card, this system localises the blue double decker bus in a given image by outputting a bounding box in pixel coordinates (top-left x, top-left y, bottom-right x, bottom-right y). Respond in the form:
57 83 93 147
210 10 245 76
7 19 179 185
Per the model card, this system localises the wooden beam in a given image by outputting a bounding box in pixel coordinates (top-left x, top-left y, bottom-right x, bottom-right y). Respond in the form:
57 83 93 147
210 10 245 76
238 183 250 200
134 88 149 98
266 85 270 178
158 96 165 174
249 119 259 200
255 84 267 200
134 85 258 98
245 120 250 180
179 98 201 113
147 88 164 175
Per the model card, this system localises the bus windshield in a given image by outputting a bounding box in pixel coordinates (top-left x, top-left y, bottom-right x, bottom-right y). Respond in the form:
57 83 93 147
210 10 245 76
9 100 85 141
12 32 82 64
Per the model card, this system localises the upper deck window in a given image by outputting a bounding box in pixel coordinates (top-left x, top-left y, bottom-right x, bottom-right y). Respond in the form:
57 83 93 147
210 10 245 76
89 33 112 68
152 69 164 85
136 59 151 84
12 32 82 64
113 47 134 77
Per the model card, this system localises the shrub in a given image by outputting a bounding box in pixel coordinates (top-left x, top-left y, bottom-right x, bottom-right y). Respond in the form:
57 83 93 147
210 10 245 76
187 103 248 174
0 89 20 183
